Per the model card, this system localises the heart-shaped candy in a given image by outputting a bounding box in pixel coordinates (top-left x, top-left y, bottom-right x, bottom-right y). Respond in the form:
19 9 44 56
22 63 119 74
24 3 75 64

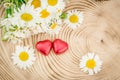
36 40 52 56
53 39 68 55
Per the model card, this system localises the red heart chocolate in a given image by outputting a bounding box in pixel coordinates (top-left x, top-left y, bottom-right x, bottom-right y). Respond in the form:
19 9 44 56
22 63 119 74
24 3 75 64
53 39 68 55
36 40 52 56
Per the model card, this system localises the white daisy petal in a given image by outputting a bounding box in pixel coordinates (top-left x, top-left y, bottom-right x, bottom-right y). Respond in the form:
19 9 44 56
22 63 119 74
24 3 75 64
88 69 94 75
83 67 88 72
94 67 98 74
88 52 94 59
80 62 86 68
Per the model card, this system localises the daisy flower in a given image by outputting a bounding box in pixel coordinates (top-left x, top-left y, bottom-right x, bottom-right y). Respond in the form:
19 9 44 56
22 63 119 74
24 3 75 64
11 46 36 70
79 53 102 75
46 0 66 13
27 0 45 9
46 19 62 34
64 10 83 29
37 7 54 23
13 4 39 27
28 0 41 9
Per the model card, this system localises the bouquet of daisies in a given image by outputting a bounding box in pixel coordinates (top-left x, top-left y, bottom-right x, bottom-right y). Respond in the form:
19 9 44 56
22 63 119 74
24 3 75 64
0 0 83 43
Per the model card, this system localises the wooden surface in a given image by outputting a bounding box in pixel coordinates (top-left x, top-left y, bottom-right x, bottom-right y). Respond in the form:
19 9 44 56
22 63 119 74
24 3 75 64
0 0 120 80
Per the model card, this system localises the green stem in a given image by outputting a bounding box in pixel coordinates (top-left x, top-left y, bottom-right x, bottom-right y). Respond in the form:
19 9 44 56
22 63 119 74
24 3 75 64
5 8 11 18
20 0 25 4
11 6 14 16
14 0 19 11
11 0 14 16
4 0 12 18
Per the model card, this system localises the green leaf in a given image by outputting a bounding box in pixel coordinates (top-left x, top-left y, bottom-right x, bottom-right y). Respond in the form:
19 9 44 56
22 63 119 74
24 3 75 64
60 13 67 19
10 6 14 16
24 0 28 3
9 25 18 32
19 0 26 4
0 0 2 4
9 28 15 32
13 25 18 29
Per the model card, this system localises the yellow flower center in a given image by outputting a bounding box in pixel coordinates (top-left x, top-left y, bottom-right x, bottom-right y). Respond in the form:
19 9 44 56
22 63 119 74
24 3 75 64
58 9 61 13
40 9 50 18
51 23 57 29
48 0 58 6
86 59 96 69
19 52 29 61
21 13 33 22
69 14 79 23
31 0 41 9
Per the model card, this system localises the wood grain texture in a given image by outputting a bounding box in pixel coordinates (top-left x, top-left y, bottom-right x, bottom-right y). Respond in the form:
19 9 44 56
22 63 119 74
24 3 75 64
0 0 120 80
